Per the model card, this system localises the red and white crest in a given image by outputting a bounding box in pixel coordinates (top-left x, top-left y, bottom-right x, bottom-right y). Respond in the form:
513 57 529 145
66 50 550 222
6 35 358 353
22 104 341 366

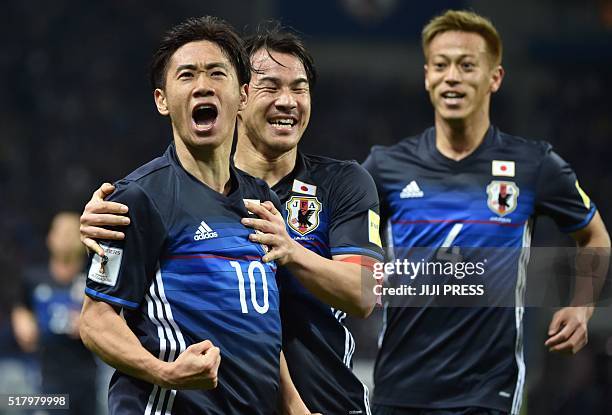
286 196 322 235
486 181 519 216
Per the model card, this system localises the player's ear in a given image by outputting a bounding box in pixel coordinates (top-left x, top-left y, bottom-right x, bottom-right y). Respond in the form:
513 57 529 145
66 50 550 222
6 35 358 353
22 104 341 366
238 83 248 112
490 65 504 93
154 88 169 115
424 64 430 91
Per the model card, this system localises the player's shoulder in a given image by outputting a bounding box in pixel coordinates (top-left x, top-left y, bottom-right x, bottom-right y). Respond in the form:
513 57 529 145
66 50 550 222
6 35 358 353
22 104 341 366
302 153 373 187
370 133 422 158
366 129 428 170
112 150 175 205
496 129 553 157
118 151 172 186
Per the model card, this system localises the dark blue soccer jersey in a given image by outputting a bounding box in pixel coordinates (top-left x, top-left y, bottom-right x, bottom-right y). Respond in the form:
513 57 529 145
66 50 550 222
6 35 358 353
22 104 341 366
271 152 384 415
363 126 596 414
85 144 282 415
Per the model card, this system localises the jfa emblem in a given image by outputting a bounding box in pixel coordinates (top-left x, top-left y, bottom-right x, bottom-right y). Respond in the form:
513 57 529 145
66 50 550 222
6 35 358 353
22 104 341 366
487 181 519 216
286 196 322 235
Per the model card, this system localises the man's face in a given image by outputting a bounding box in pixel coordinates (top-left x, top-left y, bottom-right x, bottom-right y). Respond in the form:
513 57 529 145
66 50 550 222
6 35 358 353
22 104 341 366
239 49 311 154
424 31 503 123
154 40 246 149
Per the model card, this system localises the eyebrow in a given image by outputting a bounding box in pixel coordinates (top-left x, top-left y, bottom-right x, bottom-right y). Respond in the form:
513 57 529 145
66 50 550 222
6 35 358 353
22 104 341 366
432 53 478 60
175 62 230 74
256 75 309 87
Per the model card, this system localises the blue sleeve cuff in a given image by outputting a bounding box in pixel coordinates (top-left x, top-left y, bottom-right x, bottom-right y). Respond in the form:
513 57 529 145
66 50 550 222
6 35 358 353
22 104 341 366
560 205 597 233
85 287 139 309
330 246 384 261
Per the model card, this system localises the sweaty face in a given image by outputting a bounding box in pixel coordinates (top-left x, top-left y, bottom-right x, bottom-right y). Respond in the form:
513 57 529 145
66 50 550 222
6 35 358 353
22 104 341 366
425 31 503 123
239 49 311 154
154 40 246 150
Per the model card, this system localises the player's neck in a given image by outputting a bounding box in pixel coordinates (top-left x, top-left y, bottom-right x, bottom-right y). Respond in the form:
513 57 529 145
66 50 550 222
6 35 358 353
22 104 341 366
174 137 233 195
435 112 490 161
234 133 297 188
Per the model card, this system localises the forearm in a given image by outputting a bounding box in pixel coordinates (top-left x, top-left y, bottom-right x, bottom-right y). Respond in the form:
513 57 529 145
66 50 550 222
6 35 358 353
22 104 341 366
570 214 611 308
571 242 610 309
80 297 168 386
279 351 309 415
284 244 377 317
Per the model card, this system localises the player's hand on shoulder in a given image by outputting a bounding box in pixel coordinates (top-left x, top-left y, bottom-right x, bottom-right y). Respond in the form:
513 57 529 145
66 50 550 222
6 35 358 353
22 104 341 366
160 340 221 390
80 182 130 256
242 201 300 266
545 306 593 354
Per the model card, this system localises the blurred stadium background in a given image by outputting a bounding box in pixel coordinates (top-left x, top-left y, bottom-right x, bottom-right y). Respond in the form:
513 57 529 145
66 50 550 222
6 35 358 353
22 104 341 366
1 0 611 413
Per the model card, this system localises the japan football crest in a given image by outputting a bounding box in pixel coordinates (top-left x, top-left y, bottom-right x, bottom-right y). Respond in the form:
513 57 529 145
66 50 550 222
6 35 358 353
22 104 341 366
486 181 519 216
286 196 322 235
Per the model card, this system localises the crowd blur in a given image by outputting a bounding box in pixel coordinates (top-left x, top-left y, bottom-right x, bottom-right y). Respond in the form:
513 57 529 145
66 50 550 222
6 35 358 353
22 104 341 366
1 1 610 414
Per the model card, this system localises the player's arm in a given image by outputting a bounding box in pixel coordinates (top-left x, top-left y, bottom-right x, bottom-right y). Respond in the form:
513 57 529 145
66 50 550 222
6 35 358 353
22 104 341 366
245 206 377 317
80 296 220 389
545 211 610 353
535 148 611 354
243 165 383 318
81 180 221 387
278 351 319 415
11 305 38 353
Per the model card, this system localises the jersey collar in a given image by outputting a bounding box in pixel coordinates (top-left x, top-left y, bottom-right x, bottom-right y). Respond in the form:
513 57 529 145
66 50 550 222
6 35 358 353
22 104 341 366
166 143 242 203
423 125 498 168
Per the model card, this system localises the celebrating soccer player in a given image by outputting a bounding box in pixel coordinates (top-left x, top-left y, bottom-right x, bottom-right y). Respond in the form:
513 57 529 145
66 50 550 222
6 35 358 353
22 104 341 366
363 10 610 415
79 23 383 414
78 17 300 414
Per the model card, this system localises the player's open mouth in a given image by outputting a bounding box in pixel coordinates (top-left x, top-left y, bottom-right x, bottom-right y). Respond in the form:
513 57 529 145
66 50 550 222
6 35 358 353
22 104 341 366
268 116 297 131
192 104 218 131
441 91 466 105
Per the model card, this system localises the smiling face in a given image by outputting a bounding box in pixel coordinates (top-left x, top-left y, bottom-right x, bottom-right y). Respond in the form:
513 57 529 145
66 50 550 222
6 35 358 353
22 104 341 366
424 31 503 125
238 48 311 155
154 40 247 150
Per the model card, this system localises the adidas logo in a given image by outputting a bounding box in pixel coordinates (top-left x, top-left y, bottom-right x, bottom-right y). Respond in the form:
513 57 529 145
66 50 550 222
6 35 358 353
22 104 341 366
400 181 424 198
194 221 218 240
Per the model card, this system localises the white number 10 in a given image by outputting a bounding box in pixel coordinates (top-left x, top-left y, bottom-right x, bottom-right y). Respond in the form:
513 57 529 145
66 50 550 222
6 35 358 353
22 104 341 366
230 261 269 314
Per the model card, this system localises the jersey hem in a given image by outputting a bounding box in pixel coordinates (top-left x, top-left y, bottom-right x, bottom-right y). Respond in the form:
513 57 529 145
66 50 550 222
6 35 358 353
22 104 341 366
371 397 510 413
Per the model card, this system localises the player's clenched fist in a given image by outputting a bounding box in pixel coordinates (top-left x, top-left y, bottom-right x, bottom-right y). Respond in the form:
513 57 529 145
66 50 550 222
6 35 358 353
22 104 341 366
159 340 221 390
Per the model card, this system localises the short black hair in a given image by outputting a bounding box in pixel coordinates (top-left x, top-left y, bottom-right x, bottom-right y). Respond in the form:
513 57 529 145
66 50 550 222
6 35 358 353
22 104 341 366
150 16 250 90
244 21 317 89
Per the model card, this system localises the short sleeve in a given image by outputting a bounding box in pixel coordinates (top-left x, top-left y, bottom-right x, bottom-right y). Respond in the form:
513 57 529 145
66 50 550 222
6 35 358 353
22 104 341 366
362 150 388 222
535 148 596 233
328 163 384 261
85 180 167 310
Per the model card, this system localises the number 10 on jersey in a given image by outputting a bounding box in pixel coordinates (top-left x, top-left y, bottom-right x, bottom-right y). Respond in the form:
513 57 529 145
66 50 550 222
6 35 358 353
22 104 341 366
229 261 270 314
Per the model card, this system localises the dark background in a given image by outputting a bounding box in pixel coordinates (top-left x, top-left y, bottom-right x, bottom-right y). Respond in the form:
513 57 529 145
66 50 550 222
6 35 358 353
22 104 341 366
1 0 611 413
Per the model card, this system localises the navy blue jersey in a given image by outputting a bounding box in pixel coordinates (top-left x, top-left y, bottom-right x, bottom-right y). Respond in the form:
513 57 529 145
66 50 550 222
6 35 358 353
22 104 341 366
85 144 282 415
363 126 596 414
271 152 383 415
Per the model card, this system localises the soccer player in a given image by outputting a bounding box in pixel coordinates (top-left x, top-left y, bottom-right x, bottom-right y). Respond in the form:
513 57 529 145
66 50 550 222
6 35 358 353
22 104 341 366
362 10 611 415
78 16 294 414
12 212 97 414
80 24 383 415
